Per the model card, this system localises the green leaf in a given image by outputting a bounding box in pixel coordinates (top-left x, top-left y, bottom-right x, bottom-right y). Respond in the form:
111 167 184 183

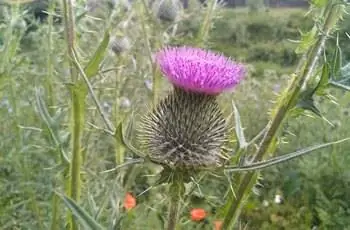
84 30 110 78
115 116 147 158
295 26 317 54
311 0 328 7
340 62 350 81
315 63 330 96
57 193 105 230
155 167 173 185
329 80 350 91
35 88 70 164
225 137 350 172
115 122 127 149
296 95 322 117
232 102 247 149
330 35 342 80
329 62 350 91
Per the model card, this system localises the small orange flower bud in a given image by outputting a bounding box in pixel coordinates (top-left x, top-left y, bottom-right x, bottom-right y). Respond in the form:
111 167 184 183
123 192 136 211
190 208 207 221
214 220 223 230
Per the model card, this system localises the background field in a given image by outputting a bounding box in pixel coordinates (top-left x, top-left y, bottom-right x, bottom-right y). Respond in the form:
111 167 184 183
1 1 350 229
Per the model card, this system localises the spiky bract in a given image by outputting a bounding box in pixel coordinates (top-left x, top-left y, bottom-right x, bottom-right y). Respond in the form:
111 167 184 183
139 88 227 169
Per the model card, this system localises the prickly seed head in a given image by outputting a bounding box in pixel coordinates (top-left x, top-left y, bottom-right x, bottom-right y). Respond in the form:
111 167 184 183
139 88 227 169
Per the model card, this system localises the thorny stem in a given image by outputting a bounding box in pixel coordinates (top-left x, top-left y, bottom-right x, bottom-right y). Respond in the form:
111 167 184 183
113 57 127 164
167 174 185 230
71 49 115 132
62 1 82 230
140 0 161 107
197 0 217 47
46 0 56 115
167 197 180 230
221 2 345 229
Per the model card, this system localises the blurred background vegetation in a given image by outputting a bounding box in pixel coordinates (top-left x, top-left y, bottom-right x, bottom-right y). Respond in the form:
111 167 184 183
0 0 349 229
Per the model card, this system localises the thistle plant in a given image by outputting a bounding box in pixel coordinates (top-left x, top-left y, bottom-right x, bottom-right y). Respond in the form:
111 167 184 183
2 0 350 229
117 2 350 229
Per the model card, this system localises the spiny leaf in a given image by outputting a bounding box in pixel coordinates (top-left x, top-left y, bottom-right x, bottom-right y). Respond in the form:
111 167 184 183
329 62 350 91
315 63 330 96
35 88 70 164
84 30 110 78
115 115 147 158
155 167 174 185
57 193 105 230
100 158 144 174
296 96 322 117
225 137 350 172
232 102 247 149
219 172 259 227
295 26 317 54
115 122 127 149
340 62 350 81
311 0 328 8
329 80 350 91
330 35 342 80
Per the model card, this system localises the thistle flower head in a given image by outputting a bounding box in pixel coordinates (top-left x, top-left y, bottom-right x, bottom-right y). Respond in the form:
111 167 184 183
139 46 245 170
156 46 245 94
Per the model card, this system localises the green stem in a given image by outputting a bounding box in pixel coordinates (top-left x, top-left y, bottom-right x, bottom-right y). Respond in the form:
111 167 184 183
47 3 60 225
69 87 83 230
167 174 185 230
167 196 180 230
196 0 217 47
114 57 125 164
139 0 161 107
50 191 60 230
62 1 82 230
221 2 344 229
46 0 55 114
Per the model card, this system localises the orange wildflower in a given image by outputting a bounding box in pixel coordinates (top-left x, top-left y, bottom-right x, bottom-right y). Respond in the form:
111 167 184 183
214 220 223 230
190 208 207 221
123 192 136 210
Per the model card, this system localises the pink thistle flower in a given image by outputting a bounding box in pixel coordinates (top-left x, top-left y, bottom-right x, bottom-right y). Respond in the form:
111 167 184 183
156 46 245 94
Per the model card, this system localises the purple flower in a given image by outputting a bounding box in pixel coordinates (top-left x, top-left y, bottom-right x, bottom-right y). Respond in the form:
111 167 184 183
156 46 245 94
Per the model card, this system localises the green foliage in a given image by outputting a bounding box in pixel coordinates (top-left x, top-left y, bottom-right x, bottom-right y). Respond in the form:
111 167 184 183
247 0 265 12
58 193 105 230
1 1 350 230
248 91 350 229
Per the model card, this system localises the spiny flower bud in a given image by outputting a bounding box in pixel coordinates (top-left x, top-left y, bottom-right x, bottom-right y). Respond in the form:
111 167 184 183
110 36 130 54
139 87 227 168
153 0 182 22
